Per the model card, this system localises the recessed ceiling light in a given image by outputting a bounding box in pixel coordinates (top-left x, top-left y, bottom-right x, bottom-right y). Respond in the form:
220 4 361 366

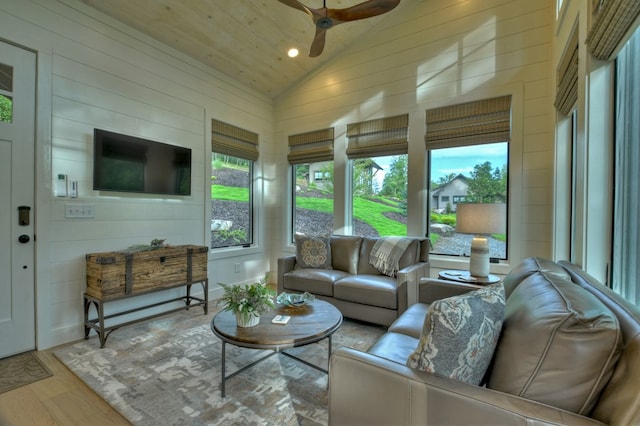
288 48 299 58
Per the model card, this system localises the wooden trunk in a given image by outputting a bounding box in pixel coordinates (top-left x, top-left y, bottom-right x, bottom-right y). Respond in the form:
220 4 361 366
86 245 208 299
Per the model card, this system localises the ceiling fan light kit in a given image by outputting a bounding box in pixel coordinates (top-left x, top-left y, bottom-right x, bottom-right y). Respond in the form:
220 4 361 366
278 0 401 57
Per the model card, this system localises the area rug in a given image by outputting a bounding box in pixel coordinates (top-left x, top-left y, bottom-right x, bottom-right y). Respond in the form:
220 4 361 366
0 351 53 394
54 307 386 425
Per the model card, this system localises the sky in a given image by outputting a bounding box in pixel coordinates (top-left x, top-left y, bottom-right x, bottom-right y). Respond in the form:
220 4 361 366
372 142 508 189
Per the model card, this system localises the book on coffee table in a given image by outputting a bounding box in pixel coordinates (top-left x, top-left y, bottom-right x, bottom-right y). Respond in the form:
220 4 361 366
271 315 291 325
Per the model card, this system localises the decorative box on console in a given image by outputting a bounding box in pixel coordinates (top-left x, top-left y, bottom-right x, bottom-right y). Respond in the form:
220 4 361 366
86 244 208 299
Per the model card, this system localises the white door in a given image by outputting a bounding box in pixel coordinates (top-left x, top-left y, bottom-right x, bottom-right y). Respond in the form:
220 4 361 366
0 41 36 358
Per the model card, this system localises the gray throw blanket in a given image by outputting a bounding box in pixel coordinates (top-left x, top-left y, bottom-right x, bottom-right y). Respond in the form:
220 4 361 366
369 237 412 277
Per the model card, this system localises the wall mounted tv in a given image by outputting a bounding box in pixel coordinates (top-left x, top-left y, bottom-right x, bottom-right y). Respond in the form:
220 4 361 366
93 129 192 196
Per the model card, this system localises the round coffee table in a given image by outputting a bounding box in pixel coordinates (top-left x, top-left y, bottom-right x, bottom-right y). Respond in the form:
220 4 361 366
211 298 342 397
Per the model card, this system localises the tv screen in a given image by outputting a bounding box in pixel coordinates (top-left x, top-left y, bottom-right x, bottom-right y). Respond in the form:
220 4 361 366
93 129 192 196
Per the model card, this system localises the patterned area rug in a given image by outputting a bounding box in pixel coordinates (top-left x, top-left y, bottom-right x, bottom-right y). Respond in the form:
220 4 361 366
0 351 52 394
54 306 386 425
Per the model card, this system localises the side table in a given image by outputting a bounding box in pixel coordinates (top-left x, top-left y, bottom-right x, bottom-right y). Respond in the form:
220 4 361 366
439 270 500 285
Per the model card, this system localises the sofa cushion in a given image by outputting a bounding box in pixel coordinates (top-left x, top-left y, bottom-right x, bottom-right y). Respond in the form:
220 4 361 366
294 234 332 269
407 283 505 385
487 269 623 415
334 275 398 309
283 269 350 296
368 332 419 365
388 302 430 339
358 238 383 275
330 235 362 274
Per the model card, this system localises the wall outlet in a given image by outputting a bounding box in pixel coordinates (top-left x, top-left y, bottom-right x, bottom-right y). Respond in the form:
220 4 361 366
234 263 240 273
65 203 95 219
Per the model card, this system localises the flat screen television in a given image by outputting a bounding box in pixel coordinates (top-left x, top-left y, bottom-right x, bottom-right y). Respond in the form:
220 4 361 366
93 129 192 196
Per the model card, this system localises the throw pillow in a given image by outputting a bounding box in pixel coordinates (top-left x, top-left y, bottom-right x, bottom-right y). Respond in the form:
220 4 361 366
294 234 332 269
407 283 505 385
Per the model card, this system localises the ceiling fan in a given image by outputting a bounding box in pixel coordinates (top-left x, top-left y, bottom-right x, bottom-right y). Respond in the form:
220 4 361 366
278 0 401 57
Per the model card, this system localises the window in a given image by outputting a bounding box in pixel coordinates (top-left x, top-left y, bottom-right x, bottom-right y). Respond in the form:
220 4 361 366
0 63 13 123
611 25 640 307
211 120 258 249
288 128 335 238
346 115 409 237
426 96 511 261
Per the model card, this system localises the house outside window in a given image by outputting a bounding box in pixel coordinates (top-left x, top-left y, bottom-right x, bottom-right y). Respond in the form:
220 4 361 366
211 120 258 249
426 96 511 261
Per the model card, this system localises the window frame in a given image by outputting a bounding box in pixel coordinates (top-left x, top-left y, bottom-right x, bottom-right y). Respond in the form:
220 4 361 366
424 89 523 275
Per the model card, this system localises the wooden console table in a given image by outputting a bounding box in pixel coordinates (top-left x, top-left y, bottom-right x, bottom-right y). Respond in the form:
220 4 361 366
83 245 209 347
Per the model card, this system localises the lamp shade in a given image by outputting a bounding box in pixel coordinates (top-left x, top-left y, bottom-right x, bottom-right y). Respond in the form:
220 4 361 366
456 203 506 277
456 203 506 235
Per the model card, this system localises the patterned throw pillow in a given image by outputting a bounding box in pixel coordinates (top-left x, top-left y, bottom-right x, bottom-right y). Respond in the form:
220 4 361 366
407 283 505 385
294 235 332 269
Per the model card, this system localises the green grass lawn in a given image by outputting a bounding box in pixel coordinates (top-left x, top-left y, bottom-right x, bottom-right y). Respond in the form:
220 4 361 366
212 183 407 235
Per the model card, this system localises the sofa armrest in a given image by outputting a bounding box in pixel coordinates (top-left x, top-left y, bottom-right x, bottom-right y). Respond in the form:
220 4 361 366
329 348 604 426
417 277 485 304
398 262 430 306
277 255 296 294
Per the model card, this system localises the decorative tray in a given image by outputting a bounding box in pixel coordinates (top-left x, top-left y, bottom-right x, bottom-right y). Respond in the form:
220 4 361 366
276 292 315 307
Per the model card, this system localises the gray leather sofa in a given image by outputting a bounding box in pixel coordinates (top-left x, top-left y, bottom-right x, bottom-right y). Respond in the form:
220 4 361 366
277 235 430 326
329 257 640 425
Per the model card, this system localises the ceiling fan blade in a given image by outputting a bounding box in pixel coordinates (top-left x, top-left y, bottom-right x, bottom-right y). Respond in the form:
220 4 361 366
328 0 400 22
309 27 327 57
277 0 312 16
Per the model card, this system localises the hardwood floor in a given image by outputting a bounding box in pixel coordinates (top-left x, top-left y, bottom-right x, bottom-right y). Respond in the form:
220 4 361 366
0 349 129 425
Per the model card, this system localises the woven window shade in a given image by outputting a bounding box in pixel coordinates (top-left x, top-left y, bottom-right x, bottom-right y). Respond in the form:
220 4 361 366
586 0 640 60
346 114 409 159
287 127 334 164
211 119 258 161
425 95 512 150
555 31 579 116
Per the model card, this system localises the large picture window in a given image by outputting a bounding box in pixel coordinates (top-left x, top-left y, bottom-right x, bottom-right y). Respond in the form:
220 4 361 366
347 114 409 237
293 162 334 236
211 120 258 249
425 96 511 261
429 143 508 260
288 128 335 238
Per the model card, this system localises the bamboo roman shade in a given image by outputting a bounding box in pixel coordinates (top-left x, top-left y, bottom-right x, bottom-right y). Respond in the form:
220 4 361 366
586 0 640 60
346 114 409 159
555 30 579 116
211 119 259 161
425 95 512 150
287 127 334 164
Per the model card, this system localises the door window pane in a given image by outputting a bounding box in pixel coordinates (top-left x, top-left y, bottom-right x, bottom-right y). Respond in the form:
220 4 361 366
0 63 13 123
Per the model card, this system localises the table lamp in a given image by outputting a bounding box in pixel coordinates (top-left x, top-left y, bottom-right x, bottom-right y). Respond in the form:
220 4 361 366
455 203 506 277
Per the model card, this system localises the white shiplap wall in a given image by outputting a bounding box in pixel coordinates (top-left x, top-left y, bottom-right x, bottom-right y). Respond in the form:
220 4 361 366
1 0 274 349
272 0 554 274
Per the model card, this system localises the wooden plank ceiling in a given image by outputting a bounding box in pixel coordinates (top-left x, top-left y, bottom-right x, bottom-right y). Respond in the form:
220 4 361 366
79 0 402 99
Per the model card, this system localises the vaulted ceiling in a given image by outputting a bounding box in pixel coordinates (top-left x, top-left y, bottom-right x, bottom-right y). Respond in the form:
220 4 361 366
79 0 404 99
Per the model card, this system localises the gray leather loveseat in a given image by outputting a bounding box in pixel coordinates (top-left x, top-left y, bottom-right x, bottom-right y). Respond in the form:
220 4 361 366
329 257 640 425
277 235 430 326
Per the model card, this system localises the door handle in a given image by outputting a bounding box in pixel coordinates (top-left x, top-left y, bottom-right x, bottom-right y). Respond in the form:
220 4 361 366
18 234 30 244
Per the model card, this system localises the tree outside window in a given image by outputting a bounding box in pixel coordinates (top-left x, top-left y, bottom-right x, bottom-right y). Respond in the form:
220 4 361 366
352 154 408 237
